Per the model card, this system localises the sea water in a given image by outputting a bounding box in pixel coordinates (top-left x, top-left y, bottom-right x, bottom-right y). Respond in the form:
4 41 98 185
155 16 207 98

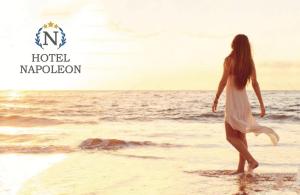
0 90 299 194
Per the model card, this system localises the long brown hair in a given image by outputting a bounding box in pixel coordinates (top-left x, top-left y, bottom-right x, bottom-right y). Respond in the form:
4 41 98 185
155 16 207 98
228 34 254 89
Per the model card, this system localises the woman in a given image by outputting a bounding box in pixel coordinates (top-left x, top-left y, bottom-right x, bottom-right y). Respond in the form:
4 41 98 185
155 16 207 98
212 34 279 174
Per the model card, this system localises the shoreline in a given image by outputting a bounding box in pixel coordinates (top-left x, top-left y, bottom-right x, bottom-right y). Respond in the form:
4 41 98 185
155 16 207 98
0 154 65 194
12 152 300 195
0 121 298 194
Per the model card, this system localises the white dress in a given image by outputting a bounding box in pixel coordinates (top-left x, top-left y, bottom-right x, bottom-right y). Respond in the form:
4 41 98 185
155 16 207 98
225 75 279 145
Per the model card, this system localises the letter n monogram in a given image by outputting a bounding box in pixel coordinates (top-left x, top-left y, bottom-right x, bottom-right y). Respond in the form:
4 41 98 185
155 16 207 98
43 31 58 45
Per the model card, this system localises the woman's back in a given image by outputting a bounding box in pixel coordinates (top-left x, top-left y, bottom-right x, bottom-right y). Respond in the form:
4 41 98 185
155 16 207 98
226 57 248 91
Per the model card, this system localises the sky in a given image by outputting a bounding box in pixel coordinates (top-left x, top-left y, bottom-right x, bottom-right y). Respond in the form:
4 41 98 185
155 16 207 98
0 0 299 90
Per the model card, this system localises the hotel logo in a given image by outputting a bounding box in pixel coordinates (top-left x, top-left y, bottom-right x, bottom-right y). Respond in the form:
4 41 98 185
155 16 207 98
19 21 81 74
35 21 66 50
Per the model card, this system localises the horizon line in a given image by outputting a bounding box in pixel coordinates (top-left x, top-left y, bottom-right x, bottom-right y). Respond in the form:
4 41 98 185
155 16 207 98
0 89 299 92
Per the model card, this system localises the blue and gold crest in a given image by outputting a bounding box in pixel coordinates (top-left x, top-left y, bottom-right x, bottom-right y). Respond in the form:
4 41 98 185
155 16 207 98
35 21 66 49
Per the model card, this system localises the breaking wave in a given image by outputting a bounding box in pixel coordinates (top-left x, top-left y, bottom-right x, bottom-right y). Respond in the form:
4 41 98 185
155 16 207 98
0 115 63 127
79 138 185 150
0 145 74 153
0 115 98 127
0 133 186 153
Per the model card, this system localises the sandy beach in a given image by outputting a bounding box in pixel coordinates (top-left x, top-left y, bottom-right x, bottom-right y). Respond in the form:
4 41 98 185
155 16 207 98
0 121 299 195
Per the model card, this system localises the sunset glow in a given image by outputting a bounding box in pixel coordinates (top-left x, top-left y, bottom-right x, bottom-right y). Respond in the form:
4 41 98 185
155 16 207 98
0 0 299 90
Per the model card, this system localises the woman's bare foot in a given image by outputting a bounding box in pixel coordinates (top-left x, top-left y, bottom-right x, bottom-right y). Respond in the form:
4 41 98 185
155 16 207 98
248 161 259 170
247 160 259 175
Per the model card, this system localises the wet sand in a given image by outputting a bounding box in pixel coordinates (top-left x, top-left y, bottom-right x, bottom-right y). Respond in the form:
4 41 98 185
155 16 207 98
16 153 300 195
186 170 299 194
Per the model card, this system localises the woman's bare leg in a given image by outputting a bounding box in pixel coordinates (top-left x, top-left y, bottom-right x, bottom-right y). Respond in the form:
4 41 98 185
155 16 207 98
225 122 258 170
236 132 247 172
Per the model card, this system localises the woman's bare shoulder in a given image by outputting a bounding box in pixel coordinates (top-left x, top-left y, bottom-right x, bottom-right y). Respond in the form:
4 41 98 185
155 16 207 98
225 55 233 63
224 56 232 69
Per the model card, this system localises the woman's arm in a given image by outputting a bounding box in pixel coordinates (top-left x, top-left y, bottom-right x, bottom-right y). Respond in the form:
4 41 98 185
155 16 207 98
212 58 229 112
251 65 265 117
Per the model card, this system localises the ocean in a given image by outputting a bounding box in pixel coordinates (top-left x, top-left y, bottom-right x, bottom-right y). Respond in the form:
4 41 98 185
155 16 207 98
0 90 299 126
0 90 299 194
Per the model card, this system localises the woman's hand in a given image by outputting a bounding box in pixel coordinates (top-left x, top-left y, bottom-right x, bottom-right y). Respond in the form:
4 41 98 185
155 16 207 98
212 99 218 113
260 106 266 117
